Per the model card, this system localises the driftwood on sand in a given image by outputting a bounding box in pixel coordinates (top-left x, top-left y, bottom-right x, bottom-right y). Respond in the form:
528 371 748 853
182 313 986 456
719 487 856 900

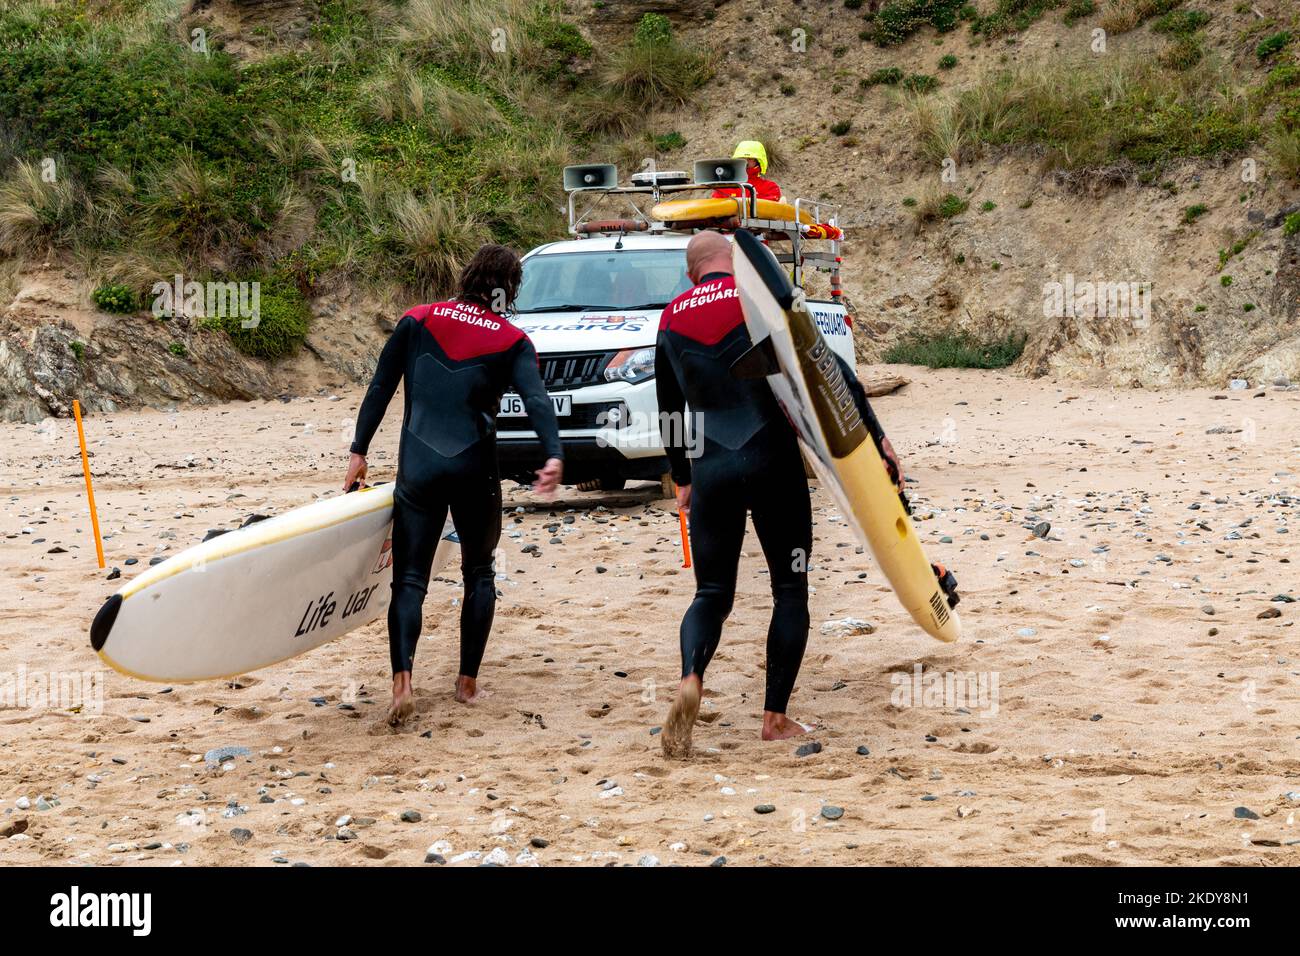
857 371 910 397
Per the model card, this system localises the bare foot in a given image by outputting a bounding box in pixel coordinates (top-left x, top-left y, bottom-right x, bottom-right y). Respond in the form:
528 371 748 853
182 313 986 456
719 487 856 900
761 711 809 741
454 674 487 704
661 675 702 758
387 672 414 727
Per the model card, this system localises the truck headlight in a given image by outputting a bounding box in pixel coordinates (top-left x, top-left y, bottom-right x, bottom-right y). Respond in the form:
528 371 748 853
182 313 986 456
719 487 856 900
604 347 656 384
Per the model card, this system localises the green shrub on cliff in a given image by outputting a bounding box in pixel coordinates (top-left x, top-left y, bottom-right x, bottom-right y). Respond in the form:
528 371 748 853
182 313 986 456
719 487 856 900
92 284 137 314
872 0 966 46
884 330 1028 369
200 278 310 361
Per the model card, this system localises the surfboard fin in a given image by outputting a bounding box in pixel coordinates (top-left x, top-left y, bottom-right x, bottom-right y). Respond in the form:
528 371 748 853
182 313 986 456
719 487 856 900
730 336 780 380
90 593 121 652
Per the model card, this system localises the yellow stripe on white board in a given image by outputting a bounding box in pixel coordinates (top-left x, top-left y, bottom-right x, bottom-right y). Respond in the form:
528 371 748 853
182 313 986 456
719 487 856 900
118 485 395 601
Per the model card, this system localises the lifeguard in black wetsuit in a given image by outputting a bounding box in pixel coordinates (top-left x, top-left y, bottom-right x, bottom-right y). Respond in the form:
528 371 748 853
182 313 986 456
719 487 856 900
344 245 563 726
655 231 901 757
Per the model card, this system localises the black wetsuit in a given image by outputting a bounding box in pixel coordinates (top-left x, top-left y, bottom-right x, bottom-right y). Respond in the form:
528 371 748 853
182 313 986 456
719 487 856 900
351 298 562 678
656 272 881 713
655 272 814 714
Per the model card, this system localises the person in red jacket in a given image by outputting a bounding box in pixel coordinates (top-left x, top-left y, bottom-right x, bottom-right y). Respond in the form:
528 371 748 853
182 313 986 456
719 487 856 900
711 140 783 203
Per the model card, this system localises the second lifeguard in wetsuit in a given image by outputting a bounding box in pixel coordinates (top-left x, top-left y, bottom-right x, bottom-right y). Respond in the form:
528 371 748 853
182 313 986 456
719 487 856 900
654 230 812 757
655 231 903 757
344 244 563 726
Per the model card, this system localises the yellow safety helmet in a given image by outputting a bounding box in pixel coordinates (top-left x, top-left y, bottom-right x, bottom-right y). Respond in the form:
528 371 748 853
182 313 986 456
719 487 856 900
732 140 769 175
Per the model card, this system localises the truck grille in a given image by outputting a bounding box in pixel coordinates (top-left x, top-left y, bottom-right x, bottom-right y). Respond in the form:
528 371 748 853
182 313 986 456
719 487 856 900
538 351 616 390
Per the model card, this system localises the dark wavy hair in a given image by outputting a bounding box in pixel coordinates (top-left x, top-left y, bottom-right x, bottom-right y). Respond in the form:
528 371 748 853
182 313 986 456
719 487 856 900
457 244 522 314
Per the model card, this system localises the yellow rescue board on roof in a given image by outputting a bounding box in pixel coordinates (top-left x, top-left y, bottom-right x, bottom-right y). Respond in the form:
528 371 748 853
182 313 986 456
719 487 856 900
651 197 815 225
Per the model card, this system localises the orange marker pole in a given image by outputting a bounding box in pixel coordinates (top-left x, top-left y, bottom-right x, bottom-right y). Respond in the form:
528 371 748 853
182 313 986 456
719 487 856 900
678 509 692 569
72 400 105 569
670 480 692 569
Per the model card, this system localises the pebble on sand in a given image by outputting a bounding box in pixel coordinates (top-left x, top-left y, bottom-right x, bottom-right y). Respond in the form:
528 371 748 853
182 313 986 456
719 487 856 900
820 618 876 637
204 745 252 768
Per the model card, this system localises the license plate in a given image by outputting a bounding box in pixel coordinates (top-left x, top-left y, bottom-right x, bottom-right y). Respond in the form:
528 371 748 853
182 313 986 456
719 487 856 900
499 394 571 417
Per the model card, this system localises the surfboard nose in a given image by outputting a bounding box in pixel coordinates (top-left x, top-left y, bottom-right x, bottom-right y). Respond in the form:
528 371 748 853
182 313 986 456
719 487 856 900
89 593 122 652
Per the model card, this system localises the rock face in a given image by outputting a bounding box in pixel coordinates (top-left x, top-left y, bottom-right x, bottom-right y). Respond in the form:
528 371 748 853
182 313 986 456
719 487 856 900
0 315 275 422
1018 208 1300 387
0 272 277 422
823 169 1300 389
0 267 400 423
298 281 397 385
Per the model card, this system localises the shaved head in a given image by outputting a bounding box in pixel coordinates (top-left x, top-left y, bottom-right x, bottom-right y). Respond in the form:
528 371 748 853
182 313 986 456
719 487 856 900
686 230 733 284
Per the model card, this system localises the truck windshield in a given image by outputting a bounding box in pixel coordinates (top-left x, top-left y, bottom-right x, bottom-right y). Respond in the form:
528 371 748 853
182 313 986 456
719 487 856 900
514 250 691 313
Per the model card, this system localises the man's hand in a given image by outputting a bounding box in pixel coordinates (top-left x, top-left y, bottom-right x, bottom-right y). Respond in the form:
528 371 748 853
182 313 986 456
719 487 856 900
676 482 692 515
343 452 368 491
533 457 563 498
880 436 904 495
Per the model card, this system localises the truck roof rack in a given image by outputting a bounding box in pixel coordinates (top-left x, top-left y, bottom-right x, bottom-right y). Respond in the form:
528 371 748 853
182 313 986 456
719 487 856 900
562 161 844 293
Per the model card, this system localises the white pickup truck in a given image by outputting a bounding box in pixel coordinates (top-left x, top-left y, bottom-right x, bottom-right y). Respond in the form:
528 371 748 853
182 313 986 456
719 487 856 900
495 163 855 490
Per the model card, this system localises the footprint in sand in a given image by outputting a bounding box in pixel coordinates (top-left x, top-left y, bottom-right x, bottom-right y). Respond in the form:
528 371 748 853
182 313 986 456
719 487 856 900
952 741 998 754
224 706 269 722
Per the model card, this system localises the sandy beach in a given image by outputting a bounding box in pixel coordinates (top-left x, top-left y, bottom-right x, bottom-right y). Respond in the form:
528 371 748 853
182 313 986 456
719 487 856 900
2 368 1298 866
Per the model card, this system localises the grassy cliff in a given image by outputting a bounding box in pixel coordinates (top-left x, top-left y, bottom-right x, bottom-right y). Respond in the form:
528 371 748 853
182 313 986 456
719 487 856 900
0 0 708 356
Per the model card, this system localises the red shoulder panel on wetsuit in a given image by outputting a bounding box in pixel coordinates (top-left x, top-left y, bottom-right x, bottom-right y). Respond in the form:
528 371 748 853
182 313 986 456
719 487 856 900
409 300 524 361
660 276 744 346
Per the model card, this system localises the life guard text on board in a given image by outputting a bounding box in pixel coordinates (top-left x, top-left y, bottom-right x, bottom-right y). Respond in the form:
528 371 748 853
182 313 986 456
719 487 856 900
296 584 381 638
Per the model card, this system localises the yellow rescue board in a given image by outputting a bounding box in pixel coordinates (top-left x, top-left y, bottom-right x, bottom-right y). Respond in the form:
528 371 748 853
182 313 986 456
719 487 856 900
651 197 815 225
731 230 961 642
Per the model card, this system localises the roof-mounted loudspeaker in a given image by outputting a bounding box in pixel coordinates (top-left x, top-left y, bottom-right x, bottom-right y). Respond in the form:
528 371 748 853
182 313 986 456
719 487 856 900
563 164 618 191
693 158 747 185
